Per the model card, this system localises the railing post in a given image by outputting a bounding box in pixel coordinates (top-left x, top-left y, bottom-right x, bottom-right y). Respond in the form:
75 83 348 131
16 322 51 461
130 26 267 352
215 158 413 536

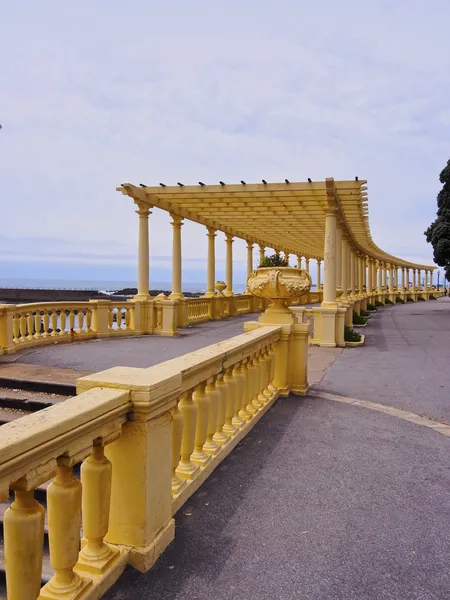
289 322 310 395
90 300 111 339
77 367 180 573
0 304 16 354
155 299 179 336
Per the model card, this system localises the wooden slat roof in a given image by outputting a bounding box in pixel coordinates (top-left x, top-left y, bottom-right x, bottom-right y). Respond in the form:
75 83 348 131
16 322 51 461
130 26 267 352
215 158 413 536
118 178 433 270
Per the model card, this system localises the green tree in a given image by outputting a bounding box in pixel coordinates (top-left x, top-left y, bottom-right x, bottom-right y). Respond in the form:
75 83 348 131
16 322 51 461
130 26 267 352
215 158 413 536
425 159 450 280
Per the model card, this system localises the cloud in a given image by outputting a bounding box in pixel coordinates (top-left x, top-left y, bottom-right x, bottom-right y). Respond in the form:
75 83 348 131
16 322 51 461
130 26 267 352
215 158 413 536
1 0 449 284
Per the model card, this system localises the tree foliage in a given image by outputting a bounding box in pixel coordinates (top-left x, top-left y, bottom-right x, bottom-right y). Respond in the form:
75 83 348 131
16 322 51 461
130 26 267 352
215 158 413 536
425 159 450 280
258 253 289 268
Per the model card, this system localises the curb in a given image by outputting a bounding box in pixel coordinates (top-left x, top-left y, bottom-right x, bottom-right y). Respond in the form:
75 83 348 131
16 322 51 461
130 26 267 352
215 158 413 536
0 377 75 396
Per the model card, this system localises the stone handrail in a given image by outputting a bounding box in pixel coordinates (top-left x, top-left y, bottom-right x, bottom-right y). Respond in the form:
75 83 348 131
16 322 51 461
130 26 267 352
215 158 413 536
0 386 131 600
1 323 303 600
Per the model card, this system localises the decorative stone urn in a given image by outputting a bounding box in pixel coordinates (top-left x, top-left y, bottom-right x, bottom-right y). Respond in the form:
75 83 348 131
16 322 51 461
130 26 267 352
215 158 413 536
247 267 312 319
215 281 227 296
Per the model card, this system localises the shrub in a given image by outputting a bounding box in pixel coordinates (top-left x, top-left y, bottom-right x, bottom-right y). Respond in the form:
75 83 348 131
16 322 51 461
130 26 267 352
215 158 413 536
258 254 289 268
353 311 367 325
360 310 370 317
406 297 414 302
429 294 437 300
375 300 384 307
396 297 405 304
344 325 362 342
367 303 377 311
418 295 425 301
385 299 394 305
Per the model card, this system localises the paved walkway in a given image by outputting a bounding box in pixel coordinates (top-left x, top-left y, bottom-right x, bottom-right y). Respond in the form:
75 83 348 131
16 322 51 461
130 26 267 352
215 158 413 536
101 299 450 600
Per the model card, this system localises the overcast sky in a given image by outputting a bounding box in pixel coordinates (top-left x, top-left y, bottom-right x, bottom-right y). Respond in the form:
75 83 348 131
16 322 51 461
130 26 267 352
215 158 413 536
1 0 449 285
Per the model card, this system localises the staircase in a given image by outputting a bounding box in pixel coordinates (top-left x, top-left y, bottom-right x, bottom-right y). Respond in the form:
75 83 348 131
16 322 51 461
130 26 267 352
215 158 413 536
0 380 75 599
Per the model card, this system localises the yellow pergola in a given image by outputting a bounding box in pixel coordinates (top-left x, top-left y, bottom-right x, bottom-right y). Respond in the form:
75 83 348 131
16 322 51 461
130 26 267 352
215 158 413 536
118 178 433 302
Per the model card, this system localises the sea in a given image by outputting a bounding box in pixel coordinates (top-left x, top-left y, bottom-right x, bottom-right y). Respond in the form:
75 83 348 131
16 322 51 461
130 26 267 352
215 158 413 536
0 277 248 295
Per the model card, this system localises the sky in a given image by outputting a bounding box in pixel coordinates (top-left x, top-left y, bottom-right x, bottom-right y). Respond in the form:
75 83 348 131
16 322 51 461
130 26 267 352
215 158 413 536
1 0 450 287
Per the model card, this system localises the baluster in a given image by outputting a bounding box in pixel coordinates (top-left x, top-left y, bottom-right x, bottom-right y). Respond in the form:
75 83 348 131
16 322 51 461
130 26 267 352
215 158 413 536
232 363 245 428
203 379 220 455
246 355 257 415
108 308 114 329
125 307 131 330
213 374 229 445
257 350 269 405
239 359 251 421
4 489 45 600
262 347 272 401
77 443 120 575
176 391 199 480
69 310 75 333
268 343 277 395
77 309 84 333
12 314 20 342
51 310 58 336
26 312 34 340
39 462 91 599
59 311 66 336
129 306 135 330
171 401 187 495
43 310 50 337
252 353 264 410
223 367 237 435
116 308 122 330
85 309 92 333
191 383 211 466
34 311 42 339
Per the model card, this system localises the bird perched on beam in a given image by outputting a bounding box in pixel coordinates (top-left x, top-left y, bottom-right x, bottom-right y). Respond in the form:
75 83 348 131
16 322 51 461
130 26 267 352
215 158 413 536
139 183 147 188
355 176 359 181
262 179 267 184
308 178 312 183
219 181 225 186
177 182 184 187
198 181 205 186
159 182 166 187
241 180 246 185
285 179 290 184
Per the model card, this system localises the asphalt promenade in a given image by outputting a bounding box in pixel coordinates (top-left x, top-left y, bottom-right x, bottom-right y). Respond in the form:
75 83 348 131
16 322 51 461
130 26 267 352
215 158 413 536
102 299 450 600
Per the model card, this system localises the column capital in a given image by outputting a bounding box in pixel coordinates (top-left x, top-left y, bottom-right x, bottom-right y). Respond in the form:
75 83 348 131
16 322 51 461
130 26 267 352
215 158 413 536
134 200 152 217
170 214 184 227
206 227 216 239
246 241 254 250
225 233 234 243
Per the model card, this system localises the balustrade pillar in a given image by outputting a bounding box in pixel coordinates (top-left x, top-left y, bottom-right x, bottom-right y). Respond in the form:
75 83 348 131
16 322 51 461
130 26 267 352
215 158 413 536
232 363 246 427
203 380 220 455
205 228 216 298
246 242 254 287
170 215 184 300
223 367 238 434
135 201 151 298
176 391 199 479
225 234 234 297
39 463 91 599
213 375 229 445
77 444 120 575
239 359 252 421
171 402 187 495
191 383 211 466
4 489 45 600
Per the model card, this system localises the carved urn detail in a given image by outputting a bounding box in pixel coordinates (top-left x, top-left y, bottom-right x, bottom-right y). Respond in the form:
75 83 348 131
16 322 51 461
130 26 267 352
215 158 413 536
247 267 312 313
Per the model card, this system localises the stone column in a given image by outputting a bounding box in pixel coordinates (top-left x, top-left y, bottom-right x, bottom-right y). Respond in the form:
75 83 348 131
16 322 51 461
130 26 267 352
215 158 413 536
388 264 394 293
367 258 373 295
322 210 337 305
205 228 216 297
412 269 416 292
305 257 310 274
404 268 408 290
350 252 355 296
316 260 321 290
259 245 265 266
135 201 151 298
336 226 342 291
225 234 234 296
396 266 400 290
170 215 183 300
377 261 382 293
341 237 349 300
246 242 254 284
